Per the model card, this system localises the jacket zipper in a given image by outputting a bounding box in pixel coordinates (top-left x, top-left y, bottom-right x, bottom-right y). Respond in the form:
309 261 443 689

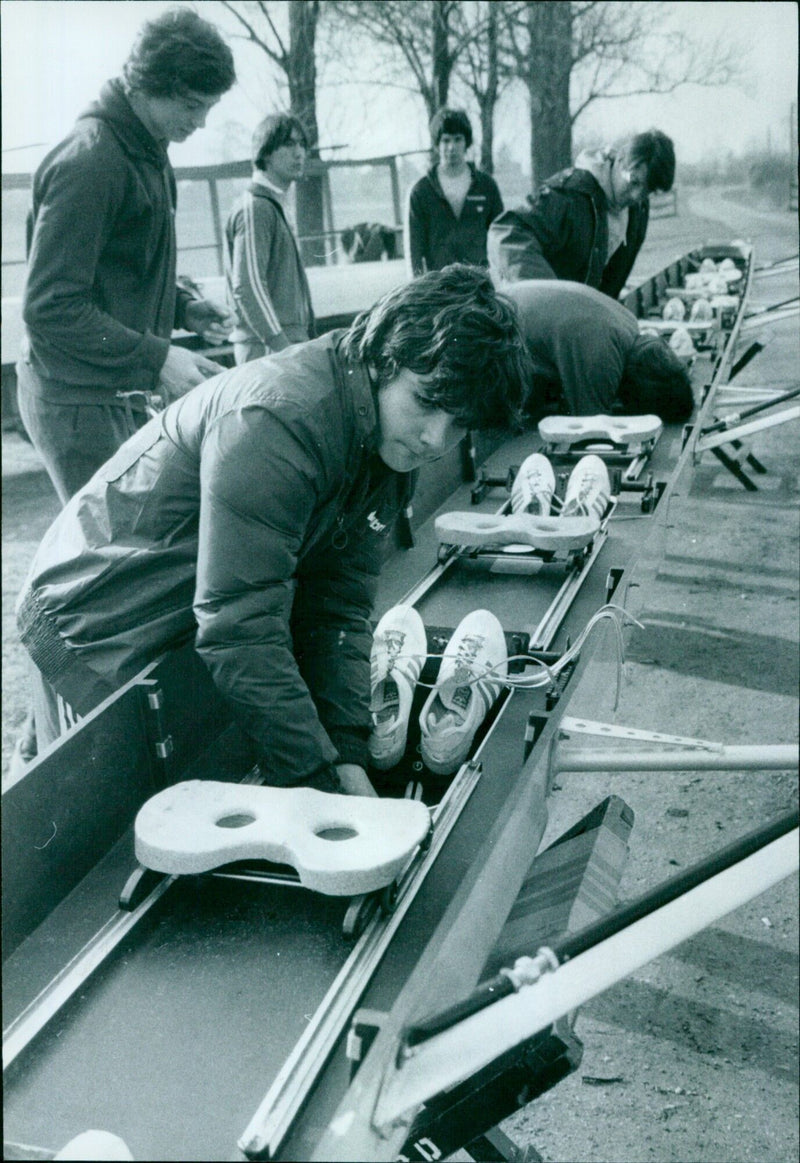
585 196 598 284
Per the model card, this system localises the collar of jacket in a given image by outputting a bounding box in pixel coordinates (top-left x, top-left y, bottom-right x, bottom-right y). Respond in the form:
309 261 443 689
535 164 648 216
330 332 381 454
426 161 476 198
78 78 168 165
247 177 288 210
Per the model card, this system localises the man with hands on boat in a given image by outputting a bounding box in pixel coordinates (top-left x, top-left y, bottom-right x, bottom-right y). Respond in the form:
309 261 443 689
17 7 237 506
16 265 532 798
489 130 675 300
503 279 694 421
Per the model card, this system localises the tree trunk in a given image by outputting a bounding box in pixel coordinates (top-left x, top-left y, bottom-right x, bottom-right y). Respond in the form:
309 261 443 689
526 1 572 187
431 0 452 111
478 1 499 173
289 1 326 265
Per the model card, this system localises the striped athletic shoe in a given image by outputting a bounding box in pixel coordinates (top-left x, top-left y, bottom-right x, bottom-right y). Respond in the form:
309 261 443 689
511 452 555 517
419 609 507 776
562 455 610 521
368 605 428 770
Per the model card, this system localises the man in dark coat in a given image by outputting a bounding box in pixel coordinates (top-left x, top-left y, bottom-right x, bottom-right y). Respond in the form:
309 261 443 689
17 266 532 797
407 108 504 275
18 7 237 505
488 130 675 299
504 280 693 420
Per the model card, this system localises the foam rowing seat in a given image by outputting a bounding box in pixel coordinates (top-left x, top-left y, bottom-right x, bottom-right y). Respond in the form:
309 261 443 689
538 414 663 447
435 511 599 551
134 781 431 896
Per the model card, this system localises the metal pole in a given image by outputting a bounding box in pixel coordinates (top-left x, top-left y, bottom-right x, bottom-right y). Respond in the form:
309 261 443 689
373 819 798 1127
553 743 798 773
702 385 800 430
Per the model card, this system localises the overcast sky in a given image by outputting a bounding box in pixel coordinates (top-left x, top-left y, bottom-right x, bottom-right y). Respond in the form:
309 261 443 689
2 0 797 172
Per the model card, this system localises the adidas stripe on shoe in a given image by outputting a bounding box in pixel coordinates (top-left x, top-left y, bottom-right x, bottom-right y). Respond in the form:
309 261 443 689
561 454 610 522
368 605 427 770
511 452 555 517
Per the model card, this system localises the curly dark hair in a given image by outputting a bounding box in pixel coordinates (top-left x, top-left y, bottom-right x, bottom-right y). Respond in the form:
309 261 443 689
618 333 693 420
341 265 533 431
123 7 235 99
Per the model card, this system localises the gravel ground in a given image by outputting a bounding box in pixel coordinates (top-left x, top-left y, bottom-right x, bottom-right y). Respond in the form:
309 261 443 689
1 183 797 1163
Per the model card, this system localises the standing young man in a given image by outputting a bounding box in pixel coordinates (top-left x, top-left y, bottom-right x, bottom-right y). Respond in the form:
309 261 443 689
11 8 236 777
225 113 315 364
407 108 504 275
17 266 532 797
18 7 237 506
489 130 676 299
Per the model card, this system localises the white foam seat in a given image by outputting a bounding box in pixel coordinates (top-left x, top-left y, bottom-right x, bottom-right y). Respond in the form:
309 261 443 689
135 781 431 896
636 317 713 334
538 414 663 446
435 511 599 551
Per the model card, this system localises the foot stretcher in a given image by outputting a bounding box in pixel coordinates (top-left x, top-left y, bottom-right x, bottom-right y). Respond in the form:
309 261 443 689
435 511 600 552
135 781 431 896
538 414 663 456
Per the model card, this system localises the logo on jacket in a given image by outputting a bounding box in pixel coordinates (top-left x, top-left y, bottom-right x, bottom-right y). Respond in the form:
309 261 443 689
367 510 387 533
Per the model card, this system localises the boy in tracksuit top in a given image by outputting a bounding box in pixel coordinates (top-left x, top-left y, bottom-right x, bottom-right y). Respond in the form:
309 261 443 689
225 113 315 364
407 107 503 275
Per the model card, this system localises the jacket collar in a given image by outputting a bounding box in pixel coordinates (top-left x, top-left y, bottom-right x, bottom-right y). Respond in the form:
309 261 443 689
427 161 476 197
330 332 380 451
78 78 168 165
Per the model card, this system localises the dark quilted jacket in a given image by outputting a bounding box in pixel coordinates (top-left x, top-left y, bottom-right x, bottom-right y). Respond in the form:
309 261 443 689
17 335 414 783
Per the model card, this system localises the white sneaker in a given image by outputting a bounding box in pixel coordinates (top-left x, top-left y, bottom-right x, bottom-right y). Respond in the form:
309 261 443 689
368 605 427 770
669 326 695 360
511 453 555 517
419 609 507 776
562 455 610 521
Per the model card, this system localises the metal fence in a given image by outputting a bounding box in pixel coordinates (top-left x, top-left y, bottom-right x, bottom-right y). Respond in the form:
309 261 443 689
2 153 410 299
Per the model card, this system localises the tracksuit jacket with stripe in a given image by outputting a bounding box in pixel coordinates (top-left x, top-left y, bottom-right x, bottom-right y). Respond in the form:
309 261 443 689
224 182 314 350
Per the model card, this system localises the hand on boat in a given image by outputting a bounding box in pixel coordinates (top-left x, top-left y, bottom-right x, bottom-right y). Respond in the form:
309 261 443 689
336 764 378 797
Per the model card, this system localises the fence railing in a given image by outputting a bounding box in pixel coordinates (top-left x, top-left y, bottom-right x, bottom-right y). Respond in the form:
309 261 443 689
2 154 409 298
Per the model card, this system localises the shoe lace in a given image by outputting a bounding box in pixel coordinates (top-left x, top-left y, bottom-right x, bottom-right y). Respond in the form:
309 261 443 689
452 633 485 684
574 472 602 509
417 604 644 713
381 628 407 673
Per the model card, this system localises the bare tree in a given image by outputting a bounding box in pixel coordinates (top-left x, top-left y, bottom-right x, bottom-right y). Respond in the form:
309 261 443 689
504 0 743 186
218 1 326 263
453 1 511 174
329 1 475 124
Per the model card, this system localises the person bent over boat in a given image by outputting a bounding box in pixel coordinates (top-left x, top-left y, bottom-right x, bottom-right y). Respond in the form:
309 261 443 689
16 266 532 798
488 130 675 300
503 280 693 421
